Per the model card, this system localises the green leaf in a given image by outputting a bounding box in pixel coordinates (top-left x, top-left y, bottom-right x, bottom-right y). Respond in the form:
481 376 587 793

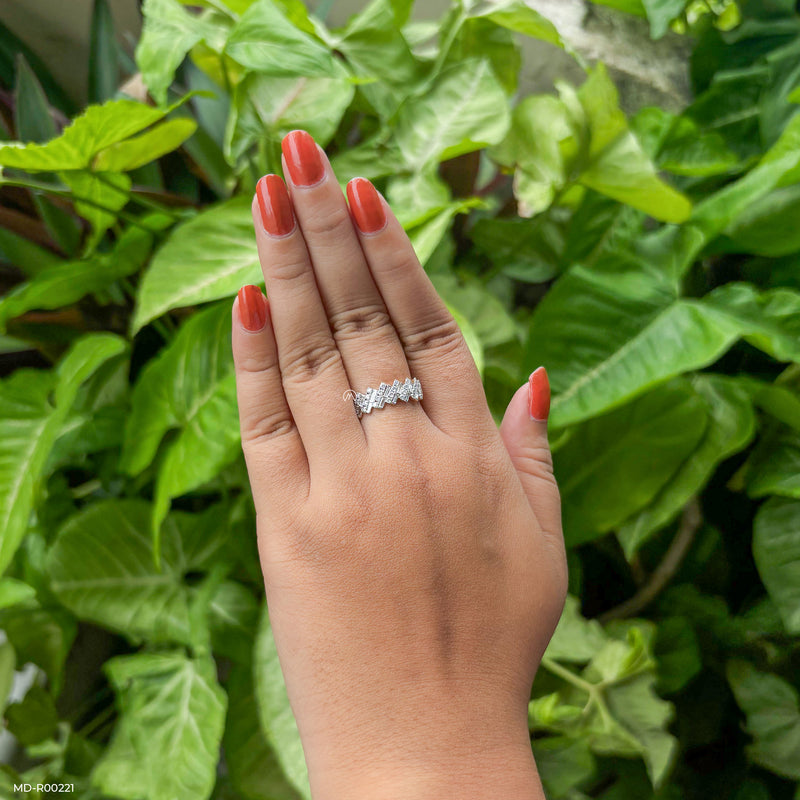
555 383 708 546
617 375 755 557
471 215 563 284
538 627 677 787
0 577 36 609
225 70 353 165
0 333 127 575
642 0 686 38
0 98 181 171
254 605 311 800
0 641 15 711
0 226 61 277
545 594 608 664
429 272 518 349
121 302 239 543
745 429 800 499
492 65 691 222
133 197 258 331
93 651 227 800
60 170 131 247
225 0 337 76
705 283 800 363
590 0 647 12
93 118 197 171
531 737 596 798
5 685 59 745
0 223 159 329
0 604 76 695
653 616 702 695
209 581 260 663
47 499 229 645
467 0 563 47
14 55 57 144
394 58 510 171
136 0 222 106
753 498 800 635
224 663 301 800
726 184 800 257
89 0 119 104
727 660 800 780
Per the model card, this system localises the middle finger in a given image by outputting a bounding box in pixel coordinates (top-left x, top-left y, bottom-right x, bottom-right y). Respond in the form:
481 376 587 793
280 130 425 435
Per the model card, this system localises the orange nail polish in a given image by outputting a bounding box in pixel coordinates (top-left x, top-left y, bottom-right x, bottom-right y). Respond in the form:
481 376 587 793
256 175 295 236
281 130 325 187
529 367 550 421
347 178 387 234
238 285 267 332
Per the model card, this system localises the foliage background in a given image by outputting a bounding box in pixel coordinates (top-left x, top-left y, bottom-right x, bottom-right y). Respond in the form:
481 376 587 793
0 0 800 797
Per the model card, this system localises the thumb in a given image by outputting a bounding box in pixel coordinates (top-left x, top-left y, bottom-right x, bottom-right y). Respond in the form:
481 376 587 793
499 368 564 561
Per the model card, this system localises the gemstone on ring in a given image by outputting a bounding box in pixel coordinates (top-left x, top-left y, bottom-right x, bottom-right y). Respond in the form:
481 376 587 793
351 377 422 417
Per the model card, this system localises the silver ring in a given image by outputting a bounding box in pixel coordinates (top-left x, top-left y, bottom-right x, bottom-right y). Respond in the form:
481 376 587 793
346 378 423 418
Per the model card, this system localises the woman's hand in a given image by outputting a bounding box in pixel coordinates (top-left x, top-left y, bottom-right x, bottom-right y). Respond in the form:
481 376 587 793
232 129 567 800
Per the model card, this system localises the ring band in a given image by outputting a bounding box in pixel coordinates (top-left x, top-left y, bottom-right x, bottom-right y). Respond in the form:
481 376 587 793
350 378 423 418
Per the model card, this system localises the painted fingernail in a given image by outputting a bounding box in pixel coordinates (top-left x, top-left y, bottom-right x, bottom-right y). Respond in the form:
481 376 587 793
238 285 267 332
281 130 325 187
529 367 550 422
256 175 295 237
347 178 387 234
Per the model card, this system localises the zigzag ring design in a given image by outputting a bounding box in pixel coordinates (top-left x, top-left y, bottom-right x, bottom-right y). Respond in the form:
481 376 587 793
346 378 423 418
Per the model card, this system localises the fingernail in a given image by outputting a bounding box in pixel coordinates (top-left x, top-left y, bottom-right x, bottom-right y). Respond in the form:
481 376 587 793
529 367 550 422
281 130 325 187
256 175 296 237
347 178 387 234
238 285 267 332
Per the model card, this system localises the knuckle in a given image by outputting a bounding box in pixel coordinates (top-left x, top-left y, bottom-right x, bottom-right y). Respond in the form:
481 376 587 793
242 410 295 448
267 253 312 284
329 303 394 342
304 203 351 238
280 337 342 385
403 315 465 362
236 349 279 376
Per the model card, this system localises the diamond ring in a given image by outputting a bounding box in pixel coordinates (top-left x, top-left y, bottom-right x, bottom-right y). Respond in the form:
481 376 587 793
347 378 423 418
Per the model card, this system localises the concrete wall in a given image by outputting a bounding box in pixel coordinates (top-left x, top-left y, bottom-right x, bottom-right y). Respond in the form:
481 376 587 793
0 0 691 112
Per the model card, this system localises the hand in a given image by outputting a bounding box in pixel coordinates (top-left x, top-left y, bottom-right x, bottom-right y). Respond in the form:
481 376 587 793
232 129 567 800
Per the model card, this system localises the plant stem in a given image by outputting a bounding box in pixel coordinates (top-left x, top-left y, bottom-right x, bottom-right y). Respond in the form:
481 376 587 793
540 657 595 695
600 497 703 623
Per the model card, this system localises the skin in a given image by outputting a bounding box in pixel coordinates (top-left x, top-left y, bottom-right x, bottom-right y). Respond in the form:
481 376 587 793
231 132 567 800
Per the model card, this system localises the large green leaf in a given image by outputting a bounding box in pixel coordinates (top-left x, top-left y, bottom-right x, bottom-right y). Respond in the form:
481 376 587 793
745 429 800 499
554 383 708 546
132 197 258 331
525 264 741 428
225 69 353 164
0 333 127 575
254 606 311 800
617 375 756 557
0 98 178 171
727 660 800 780
545 595 608 664
225 0 338 75
726 184 800 256
466 0 562 46
393 58 510 171
47 499 230 645
224 663 302 800
491 65 691 222
753 498 800 635
14 55 57 144
93 118 197 171
136 0 223 106
93 651 227 800
706 283 800 363
0 222 160 330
